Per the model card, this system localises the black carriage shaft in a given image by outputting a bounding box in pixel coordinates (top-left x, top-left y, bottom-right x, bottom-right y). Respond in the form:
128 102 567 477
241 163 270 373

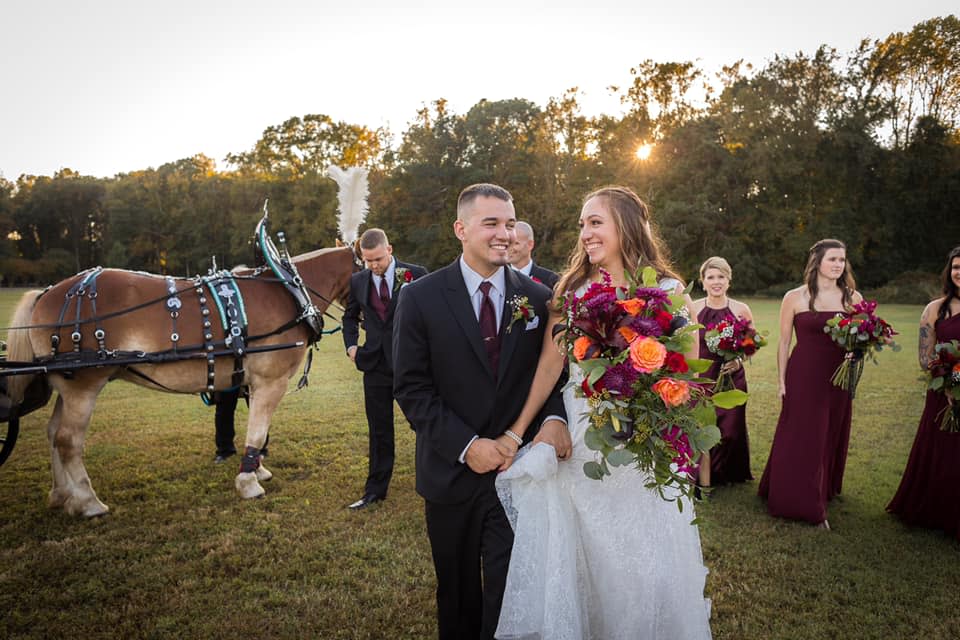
0 341 305 378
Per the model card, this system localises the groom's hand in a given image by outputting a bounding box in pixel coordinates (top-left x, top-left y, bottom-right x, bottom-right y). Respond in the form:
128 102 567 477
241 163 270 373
534 419 572 460
465 438 512 474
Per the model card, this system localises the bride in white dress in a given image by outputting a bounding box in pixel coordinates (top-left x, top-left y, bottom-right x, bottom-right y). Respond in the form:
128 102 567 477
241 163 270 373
493 187 712 640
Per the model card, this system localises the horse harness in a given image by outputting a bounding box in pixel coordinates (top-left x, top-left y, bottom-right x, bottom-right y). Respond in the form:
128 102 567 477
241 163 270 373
26 215 334 392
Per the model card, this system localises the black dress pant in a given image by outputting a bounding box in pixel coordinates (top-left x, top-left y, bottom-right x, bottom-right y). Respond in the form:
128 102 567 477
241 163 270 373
363 369 395 497
214 388 239 456
214 388 267 456
424 486 513 640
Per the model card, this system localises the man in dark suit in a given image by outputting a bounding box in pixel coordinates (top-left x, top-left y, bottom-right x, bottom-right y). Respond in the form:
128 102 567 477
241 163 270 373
342 228 427 510
508 220 559 291
393 184 571 640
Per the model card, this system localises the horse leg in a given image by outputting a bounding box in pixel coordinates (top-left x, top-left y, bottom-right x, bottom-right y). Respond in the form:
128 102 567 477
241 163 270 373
235 377 286 499
46 395 71 509
50 383 109 517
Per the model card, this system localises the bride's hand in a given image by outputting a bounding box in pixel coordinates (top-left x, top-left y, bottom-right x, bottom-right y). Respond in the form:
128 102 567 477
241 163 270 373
534 419 572 460
495 434 519 472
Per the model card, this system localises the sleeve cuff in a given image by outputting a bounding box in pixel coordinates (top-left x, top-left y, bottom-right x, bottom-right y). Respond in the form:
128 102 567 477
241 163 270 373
458 435 479 464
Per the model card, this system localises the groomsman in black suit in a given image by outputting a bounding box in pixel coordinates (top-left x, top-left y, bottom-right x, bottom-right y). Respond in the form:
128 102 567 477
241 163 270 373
508 220 559 291
342 228 427 510
393 184 571 640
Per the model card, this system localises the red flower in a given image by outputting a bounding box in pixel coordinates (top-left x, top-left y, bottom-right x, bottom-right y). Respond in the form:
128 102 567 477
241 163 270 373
581 377 604 397
664 351 689 373
531 276 542 284
655 310 673 331
404 270 413 282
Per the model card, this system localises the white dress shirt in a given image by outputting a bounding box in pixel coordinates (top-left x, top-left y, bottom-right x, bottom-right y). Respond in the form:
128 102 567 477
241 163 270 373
512 260 533 277
371 257 397 301
459 258 505 328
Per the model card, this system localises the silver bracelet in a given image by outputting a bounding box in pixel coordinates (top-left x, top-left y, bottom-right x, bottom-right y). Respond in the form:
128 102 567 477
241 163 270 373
503 430 523 446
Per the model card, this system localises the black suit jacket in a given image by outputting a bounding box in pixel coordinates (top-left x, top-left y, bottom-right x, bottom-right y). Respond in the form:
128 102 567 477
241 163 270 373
342 260 428 373
528 262 559 292
393 259 566 504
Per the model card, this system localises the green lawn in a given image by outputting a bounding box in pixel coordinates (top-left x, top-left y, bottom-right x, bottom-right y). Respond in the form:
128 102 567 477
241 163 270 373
0 289 956 640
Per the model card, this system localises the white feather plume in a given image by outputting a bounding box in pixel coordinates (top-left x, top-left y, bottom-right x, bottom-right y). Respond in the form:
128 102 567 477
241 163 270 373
326 164 369 245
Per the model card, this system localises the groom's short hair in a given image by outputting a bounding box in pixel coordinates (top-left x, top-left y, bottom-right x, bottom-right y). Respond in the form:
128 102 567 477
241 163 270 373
359 228 389 250
457 183 512 220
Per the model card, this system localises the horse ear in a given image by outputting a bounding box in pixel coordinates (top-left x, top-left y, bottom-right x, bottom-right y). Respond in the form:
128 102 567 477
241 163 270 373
352 239 363 261
335 238 344 247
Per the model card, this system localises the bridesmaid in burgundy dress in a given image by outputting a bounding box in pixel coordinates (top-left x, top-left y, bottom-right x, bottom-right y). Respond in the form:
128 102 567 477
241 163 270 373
693 256 754 487
758 239 862 529
887 246 960 540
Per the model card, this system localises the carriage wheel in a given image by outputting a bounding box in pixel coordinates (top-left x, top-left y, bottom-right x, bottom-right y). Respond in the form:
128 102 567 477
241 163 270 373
0 417 19 467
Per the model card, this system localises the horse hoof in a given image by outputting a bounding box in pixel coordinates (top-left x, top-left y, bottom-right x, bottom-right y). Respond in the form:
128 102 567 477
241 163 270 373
255 464 273 482
235 471 266 499
63 495 109 518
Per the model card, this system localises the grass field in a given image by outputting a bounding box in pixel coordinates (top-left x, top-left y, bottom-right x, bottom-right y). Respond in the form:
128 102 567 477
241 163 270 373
0 288 957 640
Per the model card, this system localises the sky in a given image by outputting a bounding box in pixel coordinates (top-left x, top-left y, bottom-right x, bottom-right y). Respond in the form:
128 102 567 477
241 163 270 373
1 0 955 180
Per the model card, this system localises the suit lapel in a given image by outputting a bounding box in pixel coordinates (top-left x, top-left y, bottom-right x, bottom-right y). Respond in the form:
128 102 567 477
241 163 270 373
496 268 525 384
442 261 496 379
358 270 372 315
386 261 405 319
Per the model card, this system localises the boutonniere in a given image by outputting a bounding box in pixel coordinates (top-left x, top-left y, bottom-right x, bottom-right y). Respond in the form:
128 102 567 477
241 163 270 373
507 295 536 333
531 276 542 284
394 267 413 290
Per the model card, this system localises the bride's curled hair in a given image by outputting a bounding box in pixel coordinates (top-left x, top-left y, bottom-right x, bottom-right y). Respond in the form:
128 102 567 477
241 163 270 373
555 186 681 305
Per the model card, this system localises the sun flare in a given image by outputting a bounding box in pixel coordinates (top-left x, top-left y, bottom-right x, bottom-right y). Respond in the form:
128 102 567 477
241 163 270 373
635 143 653 161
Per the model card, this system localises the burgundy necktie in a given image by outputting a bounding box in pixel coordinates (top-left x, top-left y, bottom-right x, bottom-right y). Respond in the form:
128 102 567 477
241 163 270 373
478 281 500 375
370 275 389 321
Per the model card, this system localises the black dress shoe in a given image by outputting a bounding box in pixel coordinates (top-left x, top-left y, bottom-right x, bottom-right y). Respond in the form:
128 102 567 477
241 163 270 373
348 494 384 510
214 451 236 464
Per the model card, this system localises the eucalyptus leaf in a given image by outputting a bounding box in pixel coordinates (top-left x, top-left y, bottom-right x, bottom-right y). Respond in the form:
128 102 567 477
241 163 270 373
686 358 714 374
693 403 718 427
712 389 749 409
641 266 658 287
606 448 635 467
583 461 605 480
584 428 605 451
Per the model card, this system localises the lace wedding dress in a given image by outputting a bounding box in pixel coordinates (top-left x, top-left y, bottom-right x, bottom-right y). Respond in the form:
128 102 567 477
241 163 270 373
495 283 712 640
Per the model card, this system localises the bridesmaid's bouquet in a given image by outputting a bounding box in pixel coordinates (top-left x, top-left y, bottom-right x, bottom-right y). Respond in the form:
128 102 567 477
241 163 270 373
558 267 747 505
703 314 768 391
926 340 960 432
823 300 899 398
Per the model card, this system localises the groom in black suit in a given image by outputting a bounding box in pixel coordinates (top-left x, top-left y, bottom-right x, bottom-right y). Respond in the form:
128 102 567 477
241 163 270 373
342 228 428 509
393 184 570 640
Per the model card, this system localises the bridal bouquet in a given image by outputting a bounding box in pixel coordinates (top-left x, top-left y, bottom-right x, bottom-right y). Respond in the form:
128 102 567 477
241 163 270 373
926 340 960 432
823 300 899 398
703 314 768 391
558 267 746 505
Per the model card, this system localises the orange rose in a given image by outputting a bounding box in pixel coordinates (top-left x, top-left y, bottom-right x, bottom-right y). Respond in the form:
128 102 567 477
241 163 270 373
953 363 960 374
629 337 667 373
618 326 639 344
573 336 594 361
652 378 691 407
616 298 646 315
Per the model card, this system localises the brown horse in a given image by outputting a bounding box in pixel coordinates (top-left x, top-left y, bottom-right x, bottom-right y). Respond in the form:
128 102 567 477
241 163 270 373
5 246 355 517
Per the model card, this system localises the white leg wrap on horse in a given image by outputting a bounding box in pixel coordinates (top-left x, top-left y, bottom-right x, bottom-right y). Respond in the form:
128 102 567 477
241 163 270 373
235 471 265 499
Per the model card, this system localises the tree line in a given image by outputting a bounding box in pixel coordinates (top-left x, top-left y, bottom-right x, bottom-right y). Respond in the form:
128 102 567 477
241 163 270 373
2 16 958 299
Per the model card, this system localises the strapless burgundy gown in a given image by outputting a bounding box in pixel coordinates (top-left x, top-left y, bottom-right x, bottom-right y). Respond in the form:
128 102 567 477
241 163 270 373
698 305 753 484
758 311 852 523
887 313 960 540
